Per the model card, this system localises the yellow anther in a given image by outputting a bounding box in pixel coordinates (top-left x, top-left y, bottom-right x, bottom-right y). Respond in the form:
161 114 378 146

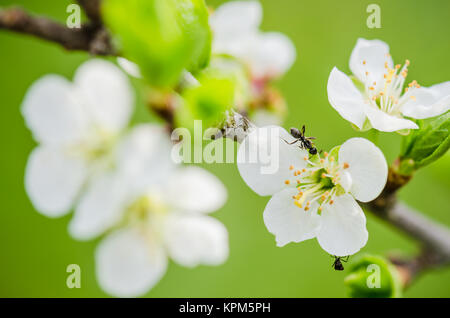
343 162 350 169
330 156 335 162
304 206 310 211
324 152 329 157
294 201 303 208
362 60 366 65
405 59 410 65
289 165 294 170
321 173 326 178
303 156 308 161
329 200 334 205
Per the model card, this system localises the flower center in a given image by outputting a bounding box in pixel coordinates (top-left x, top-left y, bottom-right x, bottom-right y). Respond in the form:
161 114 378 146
126 193 168 225
285 152 350 214
362 56 420 115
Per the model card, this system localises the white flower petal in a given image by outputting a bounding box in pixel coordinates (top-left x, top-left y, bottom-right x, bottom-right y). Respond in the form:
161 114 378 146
263 188 321 247
339 138 387 202
249 32 296 78
165 167 227 214
349 38 393 85
251 109 283 127
95 228 167 298
74 59 133 133
210 0 262 35
117 57 142 78
116 124 174 193
69 173 128 241
21 75 89 145
237 126 308 196
164 214 229 267
25 146 87 217
401 82 450 119
327 67 367 129
317 194 368 256
364 104 419 131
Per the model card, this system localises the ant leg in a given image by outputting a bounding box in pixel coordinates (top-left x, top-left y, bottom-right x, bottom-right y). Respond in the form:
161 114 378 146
341 256 350 262
301 125 306 135
283 139 299 145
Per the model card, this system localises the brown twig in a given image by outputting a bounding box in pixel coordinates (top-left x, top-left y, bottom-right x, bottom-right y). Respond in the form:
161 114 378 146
0 7 115 55
76 0 102 24
363 166 450 288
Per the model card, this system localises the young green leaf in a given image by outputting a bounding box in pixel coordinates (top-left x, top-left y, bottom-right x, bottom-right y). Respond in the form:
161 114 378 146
102 0 211 87
400 111 450 172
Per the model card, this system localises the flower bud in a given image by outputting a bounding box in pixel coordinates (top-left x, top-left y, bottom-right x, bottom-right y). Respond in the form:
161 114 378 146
344 254 402 298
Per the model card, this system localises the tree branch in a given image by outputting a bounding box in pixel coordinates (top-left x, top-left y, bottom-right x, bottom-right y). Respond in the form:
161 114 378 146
0 7 115 55
363 166 450 288
76 0 102 24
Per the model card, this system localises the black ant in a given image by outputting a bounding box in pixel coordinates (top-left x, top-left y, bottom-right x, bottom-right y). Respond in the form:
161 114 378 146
284 125 318 155
331 255 349 271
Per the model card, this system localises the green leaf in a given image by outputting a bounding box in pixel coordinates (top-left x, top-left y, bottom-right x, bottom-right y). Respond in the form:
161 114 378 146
400 111 450 171
344 254 402 298
102 0 211 87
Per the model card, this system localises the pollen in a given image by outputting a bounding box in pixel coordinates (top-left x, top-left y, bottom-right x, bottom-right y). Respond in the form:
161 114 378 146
304 206 310 211
362 60 366 65
289 165 294 170
329 200 334 205
343 162 350 169
285 180 290 185
294 201 303 208
303 156 308 161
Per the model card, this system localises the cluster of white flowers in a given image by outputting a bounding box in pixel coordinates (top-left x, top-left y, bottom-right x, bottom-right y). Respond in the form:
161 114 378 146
19 0 449 298
22 60 228 297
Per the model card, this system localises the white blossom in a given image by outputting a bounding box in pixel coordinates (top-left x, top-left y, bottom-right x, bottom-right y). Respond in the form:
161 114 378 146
237 126 387 256
210 0 296 79
69 124 229 297
327 38 450 132
21 59 133 217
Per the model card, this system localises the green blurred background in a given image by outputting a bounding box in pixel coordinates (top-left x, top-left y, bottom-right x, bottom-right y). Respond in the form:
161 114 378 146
1 0 449 297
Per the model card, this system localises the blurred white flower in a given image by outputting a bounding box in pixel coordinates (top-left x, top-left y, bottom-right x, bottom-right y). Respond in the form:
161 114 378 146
22 59 134 217
210 0 296 80
328 38 450 132
237 126 387 256
69 124 229 297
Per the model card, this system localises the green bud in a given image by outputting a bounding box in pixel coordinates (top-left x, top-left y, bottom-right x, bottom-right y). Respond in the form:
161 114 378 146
175 72 235 131
344 254 402 298
102 0 211 87
400 111 450 171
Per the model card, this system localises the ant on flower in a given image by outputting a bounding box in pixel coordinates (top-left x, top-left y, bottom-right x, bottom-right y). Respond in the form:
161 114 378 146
284 125 318 155
331 255 350 271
